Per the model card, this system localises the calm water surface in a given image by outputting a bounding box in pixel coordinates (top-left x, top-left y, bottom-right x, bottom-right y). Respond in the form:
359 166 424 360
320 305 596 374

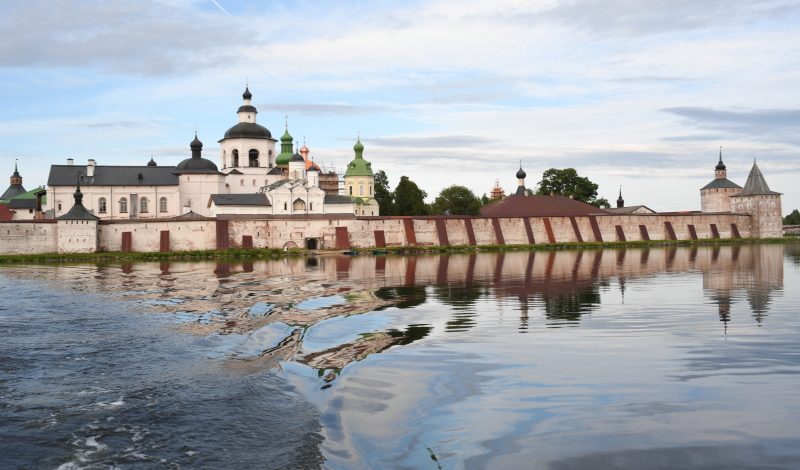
2 244 800 469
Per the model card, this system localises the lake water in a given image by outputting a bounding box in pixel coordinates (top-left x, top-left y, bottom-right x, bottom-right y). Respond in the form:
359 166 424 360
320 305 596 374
2 244 800 469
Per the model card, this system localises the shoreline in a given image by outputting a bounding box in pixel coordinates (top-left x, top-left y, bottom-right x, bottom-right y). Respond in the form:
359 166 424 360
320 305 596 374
0 237 797 264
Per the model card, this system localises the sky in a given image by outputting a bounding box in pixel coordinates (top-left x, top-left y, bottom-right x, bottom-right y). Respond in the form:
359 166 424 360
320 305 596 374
0 0 798 213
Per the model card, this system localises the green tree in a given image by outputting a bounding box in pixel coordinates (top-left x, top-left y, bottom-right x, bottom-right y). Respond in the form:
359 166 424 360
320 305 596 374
373 170 395 216
394 176 428 215
535 168 610 208
480 193 490 206
432 185 482 215
785 209 800 225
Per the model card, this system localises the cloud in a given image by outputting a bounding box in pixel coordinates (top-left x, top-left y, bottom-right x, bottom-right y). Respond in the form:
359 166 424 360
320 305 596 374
0 0 251 75
267 103 387 115
369 135 496 148
532 0 800 36
660 134 727 142
661 106 800 144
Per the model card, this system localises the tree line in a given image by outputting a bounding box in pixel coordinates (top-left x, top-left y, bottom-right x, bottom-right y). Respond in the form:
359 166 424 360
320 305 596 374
373 168 611 216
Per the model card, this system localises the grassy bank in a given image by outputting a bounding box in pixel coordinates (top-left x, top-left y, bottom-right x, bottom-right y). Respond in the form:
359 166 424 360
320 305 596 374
0 237 797 265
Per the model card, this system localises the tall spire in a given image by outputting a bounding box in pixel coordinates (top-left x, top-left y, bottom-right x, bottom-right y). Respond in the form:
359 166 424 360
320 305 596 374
13 159 19 177
616 185 624 208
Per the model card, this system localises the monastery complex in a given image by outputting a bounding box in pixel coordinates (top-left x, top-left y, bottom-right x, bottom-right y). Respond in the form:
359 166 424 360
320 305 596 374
0 88 785 255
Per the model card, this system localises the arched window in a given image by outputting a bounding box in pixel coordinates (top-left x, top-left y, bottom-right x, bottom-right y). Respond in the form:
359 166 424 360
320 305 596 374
349 186 353 195
98 197 107 213
284 202 287 211
309 202 313 211
119 197 128 213
159 197 167 213
232 149 239 167
140 197 149 213
369 184 373 196
249 149 259 167
360 184 364 196
57 200 62 211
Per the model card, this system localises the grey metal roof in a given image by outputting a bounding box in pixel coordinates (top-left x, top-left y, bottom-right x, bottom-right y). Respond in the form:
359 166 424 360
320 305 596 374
237 105 258 114
0 183 25 200
48 165 179 186
210 193 271 206
8 198 36 209
700 178 742 190
324 194 354 204
175 156 219 174
605 205 656 214
734 162 781 196
221 122 273 140
171 211 212 221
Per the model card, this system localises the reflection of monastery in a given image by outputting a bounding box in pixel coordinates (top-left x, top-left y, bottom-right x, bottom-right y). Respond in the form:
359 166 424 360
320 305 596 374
30 246 781 371
0 89 785 254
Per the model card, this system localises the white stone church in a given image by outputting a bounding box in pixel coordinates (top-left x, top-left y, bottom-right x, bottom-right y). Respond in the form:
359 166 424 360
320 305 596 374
45 88 379 219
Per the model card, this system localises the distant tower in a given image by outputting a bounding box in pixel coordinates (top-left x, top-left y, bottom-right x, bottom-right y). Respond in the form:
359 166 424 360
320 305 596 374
490 180 505 200
616 186 624 208
700 147 742 212
515 166 527 196
730 160 783 238
1 161 26 201
275 123 294 168
344 138 379 216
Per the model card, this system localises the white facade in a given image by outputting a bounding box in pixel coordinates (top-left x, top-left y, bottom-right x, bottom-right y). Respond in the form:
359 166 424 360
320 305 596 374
48 184 182 220
45 87 372 220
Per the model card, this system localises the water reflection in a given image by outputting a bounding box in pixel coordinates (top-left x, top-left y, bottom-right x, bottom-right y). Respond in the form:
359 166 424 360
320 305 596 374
2 244 796 469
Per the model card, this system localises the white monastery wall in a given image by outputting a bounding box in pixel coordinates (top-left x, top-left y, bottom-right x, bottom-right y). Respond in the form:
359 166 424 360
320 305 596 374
0 222 58 254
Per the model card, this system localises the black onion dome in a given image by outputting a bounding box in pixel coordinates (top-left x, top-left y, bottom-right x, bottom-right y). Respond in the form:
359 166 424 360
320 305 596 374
290 152 305 162
190 134 203 150
516 167 526 179
715 160 726 171
243 87 252 100
147 157 157 167
237 104 258 114
223 122 272 140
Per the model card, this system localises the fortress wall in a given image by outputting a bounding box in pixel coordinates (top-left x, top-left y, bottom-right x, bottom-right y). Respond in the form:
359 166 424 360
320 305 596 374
0 212 762 255
499 217 530 244
0 221 58 254
529 218 549 243
592 213 752 242
443 218 470 245
228 219 271 248
471 218 497 245
411 219 438 246
98 220 216 252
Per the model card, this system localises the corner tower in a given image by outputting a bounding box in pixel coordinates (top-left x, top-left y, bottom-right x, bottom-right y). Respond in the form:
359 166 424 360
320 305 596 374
731 161 782 238
700 148 741 212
